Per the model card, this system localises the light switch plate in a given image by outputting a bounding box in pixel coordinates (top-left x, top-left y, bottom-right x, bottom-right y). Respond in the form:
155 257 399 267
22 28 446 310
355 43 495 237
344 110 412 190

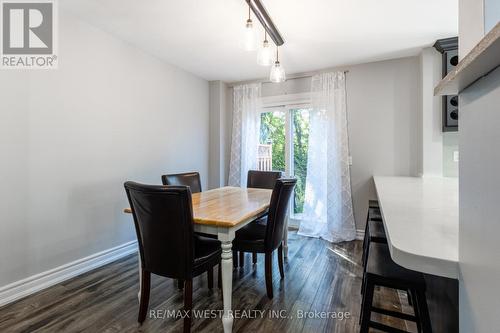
453 151 459 162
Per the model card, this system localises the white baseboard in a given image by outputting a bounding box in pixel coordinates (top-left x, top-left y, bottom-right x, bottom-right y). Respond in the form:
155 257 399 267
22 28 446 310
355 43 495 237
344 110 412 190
0 240 137 307
356 229 365 240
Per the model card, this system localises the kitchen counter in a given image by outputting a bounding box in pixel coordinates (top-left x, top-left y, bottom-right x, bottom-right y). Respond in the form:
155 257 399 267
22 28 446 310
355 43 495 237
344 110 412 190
373 176 459 278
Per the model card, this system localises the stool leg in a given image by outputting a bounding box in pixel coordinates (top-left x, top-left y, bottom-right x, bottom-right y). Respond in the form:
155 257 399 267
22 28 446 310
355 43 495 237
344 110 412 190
409 289 422 333
361 241 370 294
360 279 375 333
359 276 366 325
415 290 432 333
362 213 369 265
407 289 413 306
362 234 368 267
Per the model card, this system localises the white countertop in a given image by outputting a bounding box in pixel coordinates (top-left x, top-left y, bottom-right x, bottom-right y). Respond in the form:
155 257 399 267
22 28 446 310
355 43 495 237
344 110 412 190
373 176 459 279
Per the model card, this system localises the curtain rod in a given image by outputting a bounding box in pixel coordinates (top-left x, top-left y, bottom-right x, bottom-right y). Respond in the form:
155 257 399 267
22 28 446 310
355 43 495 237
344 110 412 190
227 69 349 87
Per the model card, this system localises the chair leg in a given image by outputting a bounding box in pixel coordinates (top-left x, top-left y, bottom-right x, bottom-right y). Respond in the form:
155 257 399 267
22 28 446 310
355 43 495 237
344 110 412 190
239 251 244 268
415 290 432 333
252 252 257 264
138 269 151 324
360 279 374 333
278 245 285 279
233 250 238 268
178 279 184 290
265 253 273 298
218 264 222 289
183 279 193 333
207 267 214 290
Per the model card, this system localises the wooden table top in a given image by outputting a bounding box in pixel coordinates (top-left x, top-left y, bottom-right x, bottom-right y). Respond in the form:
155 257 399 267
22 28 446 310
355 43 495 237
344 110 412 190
124 186 272 228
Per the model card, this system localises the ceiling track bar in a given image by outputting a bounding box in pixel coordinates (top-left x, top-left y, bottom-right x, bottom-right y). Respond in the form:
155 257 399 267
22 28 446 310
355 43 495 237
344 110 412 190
246 0 285 46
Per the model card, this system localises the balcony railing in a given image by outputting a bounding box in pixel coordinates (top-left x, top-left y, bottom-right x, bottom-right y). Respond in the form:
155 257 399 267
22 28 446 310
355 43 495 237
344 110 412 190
257 144 272 171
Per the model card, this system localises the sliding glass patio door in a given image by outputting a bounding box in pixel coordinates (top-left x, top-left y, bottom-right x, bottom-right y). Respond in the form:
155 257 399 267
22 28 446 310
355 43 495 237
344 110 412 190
259 106 311 226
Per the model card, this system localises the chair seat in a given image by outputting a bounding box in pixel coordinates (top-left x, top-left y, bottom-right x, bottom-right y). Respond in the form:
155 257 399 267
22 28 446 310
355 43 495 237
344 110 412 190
368 219 386 242
366 243 425 289
193 235 221 276
252 215 268 224
233 218 267 253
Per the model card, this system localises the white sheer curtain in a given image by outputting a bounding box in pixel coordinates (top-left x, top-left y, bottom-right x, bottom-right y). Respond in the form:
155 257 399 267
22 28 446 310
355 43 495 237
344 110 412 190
228 83 261 187
298 72 356 242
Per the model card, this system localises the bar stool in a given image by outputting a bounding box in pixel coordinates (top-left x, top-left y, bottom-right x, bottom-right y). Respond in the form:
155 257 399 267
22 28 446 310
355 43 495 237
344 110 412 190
361 217 389 295
369 199 379 209
360 242 432 333
363 200 382 249
362 201 387 268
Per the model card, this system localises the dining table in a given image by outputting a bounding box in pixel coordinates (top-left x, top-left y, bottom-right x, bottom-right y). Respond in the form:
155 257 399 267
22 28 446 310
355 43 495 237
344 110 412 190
124 186 274 333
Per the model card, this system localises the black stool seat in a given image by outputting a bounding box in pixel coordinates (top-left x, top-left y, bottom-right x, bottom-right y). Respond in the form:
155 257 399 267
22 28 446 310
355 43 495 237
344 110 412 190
362 218 387 267
360 243 432 333
362 200 383 268
368 219 387 243
368 207 382 221
366 243 425 289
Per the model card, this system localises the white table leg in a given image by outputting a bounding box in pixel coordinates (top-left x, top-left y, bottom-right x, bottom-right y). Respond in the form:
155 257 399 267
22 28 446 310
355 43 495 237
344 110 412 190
220 240 234 333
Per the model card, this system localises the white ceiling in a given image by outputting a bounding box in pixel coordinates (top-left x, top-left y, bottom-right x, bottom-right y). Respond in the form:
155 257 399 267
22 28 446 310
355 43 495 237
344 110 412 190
62 0 458 82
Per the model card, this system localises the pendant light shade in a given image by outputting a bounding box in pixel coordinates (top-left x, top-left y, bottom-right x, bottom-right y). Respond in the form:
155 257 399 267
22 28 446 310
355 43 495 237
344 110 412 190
241 6 257 51
269 47 286 83
257 32 273 66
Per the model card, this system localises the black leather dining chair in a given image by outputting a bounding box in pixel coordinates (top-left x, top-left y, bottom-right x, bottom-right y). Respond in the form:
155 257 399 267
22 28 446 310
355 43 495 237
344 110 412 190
124 181 221 333
235 170 283 267
161 172 202 193
233 178 296 298
247 170 283 189
162 172 217 250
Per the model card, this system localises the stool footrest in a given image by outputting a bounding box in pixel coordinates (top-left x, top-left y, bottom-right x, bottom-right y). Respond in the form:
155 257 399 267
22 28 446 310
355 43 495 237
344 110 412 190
369 321 412 333
371 306 417 322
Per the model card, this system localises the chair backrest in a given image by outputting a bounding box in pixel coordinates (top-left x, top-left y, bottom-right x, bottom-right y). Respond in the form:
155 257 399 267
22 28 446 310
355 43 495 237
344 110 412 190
247 170 283 190
161 172 202 193
124 181 194 279
265 179 297 251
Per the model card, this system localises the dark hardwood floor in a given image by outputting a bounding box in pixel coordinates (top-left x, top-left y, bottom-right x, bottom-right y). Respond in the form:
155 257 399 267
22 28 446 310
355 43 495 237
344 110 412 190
0 232 416 332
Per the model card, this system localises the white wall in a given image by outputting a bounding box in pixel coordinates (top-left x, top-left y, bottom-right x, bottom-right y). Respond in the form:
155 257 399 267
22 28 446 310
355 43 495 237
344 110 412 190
459 0 499 58
0 12 209 287
443 132 459 177
419 48 444 177
459 67 500 332
208 81 228 189
346 57 420 230
458 0 485 58
484 0 500 32
224 56 421 230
